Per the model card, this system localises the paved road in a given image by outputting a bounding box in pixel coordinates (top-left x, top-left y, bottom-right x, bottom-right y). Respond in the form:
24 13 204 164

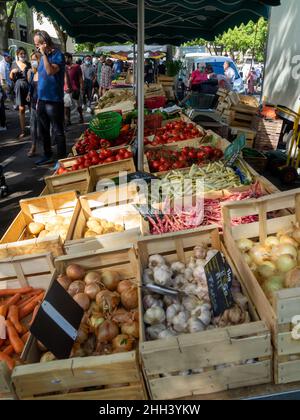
0 105 90 237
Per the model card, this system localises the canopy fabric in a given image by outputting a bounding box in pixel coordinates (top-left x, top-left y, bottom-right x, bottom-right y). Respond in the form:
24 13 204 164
27 0 280 44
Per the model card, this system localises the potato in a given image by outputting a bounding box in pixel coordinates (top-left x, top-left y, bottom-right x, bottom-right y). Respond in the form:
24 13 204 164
38 230 49 239
115 224 124 232
28 222 45 235
84 230 97 238
87 220 103 235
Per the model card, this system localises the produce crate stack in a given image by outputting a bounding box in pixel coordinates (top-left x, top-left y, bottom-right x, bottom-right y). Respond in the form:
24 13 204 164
145 83 165 99
157 76 175 100
222 189 300 385
138 228 272 400
94 89 135 115
252 116 283 151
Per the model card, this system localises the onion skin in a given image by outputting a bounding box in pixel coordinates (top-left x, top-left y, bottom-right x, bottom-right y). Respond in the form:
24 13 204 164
84 271 102 285
68 280 85 297
56 275 72 290
101 271 120 291
73 293 90 311
97 320 119 343
285 268 300 289
84 283 101 300
121 286 138 310
276 254 297 273
117 280 134 295
112 334 134 353
96 290 120 312
121 321 139 338
66 264 85 281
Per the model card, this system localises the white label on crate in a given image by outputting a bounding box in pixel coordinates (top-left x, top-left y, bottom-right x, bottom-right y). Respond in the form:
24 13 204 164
291 315 300 340
41 301 78 340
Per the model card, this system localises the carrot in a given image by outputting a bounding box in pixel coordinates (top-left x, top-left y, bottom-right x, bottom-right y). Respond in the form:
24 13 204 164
16 289 44 306
0 287 33 297
29 303 40 327
3 331 29 356
8 305 23 334
6 320 24 354
0 305 8 317
19 292 44 320
0 339 4 348
3 293 21 307
18 292 43 310
0 352 15 370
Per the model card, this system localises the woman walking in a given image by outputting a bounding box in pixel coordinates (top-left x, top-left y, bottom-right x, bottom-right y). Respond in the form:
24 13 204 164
10 48 31 139
27 52 40 157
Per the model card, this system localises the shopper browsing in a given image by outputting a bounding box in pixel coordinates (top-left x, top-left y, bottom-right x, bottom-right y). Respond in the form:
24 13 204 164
64 52 84 125
26 52 41 157
100 59 113 96
223 61 236 89
0 52 13 101
81 55 96 113
33 30 66 166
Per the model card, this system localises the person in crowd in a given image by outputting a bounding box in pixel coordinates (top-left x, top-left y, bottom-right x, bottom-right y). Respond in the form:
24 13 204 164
26 52 41 157
247 68 256 95
113 59 123 78
100 58 113 95
0 52 13 102
64 52 84 125
33 30 66 166
10 48 31 139
158 60 166 75
81 55 96 113
144 59 154 84
76 58 82 66
189 63 208 91
96 55 106 97
223 61 235 89
0 83 6 131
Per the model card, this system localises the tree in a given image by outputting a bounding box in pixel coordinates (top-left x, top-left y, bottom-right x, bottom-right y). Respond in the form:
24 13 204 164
35 11 68 52
0 0 19 51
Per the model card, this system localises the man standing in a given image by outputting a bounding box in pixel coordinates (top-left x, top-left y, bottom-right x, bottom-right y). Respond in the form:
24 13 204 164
81 55 96 113
96 55 105 97
33 30 66 165
64 52 84 124
223 61 235 89
0 52 13 101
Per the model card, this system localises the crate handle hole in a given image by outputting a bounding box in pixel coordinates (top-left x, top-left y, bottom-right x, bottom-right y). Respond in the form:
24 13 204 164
51 379 62 385
83 370 97 375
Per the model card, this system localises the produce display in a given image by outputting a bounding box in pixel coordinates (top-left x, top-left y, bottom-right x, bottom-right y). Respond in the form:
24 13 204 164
57 148 133 175
84 217 124 238
40 264 139 361
146 182 264 234
237 225 300 302
144 121 205 147
23 215 72 241
0 287 45 370
95 89 135 111
146 146 224 173
157 161 252 196
142 246 250 346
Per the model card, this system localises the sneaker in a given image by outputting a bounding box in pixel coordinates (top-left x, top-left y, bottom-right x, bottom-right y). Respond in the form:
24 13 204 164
52 161 60 171
35 156 54 166
0 127 7 131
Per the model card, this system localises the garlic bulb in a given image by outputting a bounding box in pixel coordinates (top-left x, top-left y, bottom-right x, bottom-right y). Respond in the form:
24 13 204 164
191 304 212 326
163 295 180 307
146 324 166 340
149 254 166 269
182 296 201 312
153 265 172 286
143 268 154 285
171 274 186 289
188 257 197 270
206 249 218 261
194 244 207 259
158 329 177 339
193 265 206 282
184 268 194 283
187 317 205 333
143 295 164 310
172 311 189 333
171 261 185 274
144 306 166 325
166 303 183 325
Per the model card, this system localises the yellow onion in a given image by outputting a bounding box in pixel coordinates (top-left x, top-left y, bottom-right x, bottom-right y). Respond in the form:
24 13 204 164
276 254 297 273
262 276 285 300
257 261 276 279
271 244 297 261
250 245 270 266
279 235 298 248
236 238 254 253
285 268 300 289
264 236 280 248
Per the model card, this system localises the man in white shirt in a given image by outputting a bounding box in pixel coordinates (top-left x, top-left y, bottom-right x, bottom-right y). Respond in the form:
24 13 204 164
223 61 235 89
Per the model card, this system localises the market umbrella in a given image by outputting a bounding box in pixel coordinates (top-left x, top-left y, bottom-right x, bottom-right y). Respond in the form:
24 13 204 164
26 0 280 170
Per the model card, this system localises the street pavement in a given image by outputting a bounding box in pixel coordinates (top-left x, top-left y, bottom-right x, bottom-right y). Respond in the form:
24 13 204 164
0 104 91 237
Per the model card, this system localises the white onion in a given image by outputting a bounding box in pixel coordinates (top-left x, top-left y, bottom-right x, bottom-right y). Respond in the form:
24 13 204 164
271 244 297 260
264 236 279 248
257 261 276 279
279 235 298 247
237 238 254 253
276 254 297 273
250 245 270 266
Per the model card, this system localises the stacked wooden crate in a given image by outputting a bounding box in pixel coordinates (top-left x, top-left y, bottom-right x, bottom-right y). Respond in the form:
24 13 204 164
157 76 175 100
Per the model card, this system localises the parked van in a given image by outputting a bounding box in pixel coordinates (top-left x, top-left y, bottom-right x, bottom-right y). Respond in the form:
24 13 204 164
181 54 245 94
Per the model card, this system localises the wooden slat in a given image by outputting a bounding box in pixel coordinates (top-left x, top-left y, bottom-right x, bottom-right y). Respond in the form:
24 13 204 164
276 331 300 356
276 357 300 384
148 362 271 400
276 291 300 325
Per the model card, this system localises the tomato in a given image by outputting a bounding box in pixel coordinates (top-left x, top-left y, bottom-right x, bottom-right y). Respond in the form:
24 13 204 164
115 155 123 161
91 156 100 166
123 151 132 159
84 160 91 168
57 167 67 175
188 151 197 159
77 156 85 165
162 134 169 141
197 151 206 160
72 164 79 171
152 161 160 170
192 128 199 136
88 150 98 158
105 156 116 163
78 164 85 170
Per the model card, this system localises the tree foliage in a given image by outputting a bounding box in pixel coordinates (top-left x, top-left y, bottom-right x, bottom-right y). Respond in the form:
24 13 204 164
183 18 268 62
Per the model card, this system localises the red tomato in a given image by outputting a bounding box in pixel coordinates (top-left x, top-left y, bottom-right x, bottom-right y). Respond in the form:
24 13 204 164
91 156 100 166
57 167 67 175
115 155 123 161
77 157 85 165
123 151 132 159
197 151 206 160
78 164 85 170
152 161 160 170
72 164 79 171
192 128 199 136
88 150 98 158
84 160 91 168
105 156 116 163
188 123 194 129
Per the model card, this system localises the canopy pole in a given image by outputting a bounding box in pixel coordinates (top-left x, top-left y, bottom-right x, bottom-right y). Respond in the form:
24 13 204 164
133 42 136 95
137 0 145 171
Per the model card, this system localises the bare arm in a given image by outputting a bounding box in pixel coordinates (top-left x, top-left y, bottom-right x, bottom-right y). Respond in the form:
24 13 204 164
42 54 60 76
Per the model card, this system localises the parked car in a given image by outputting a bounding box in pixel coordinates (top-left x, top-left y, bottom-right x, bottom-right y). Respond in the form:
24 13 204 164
180 55 245 94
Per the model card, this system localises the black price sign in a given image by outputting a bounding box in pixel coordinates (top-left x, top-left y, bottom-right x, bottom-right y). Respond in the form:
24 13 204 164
204 252 234 317
134 204 164 221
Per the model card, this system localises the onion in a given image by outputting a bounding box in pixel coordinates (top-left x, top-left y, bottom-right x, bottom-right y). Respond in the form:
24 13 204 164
292 227 300 244
112 334 134 353
121 321 139 338
96 290 120 312
117 280 134 294
84 283 100 300
56 275 72 290
100 271 120 291
112 308 133 324
285 268 300 289
97 320 119 343
76 326 89 344
279 235 298 247
257 261 276 279
272 244 297 260
121 286 138 310
84 271 102 285
250 245 270 266
262 276 284 299
40 352 56 363
66 264 85 280
73 293 90 311
244 253 253 266
264 236 280 248
237 238 254 253
276 254 297 273
68 280 85 297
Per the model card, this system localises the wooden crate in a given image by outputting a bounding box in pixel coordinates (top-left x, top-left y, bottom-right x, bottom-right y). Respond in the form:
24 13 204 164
222 189 300 384
45 164 91 195
12 247 147 400
230 126 257 149
65 185 148 254
252 116 283 151
138 227 272 400
0 192 80 260
0 252 55 399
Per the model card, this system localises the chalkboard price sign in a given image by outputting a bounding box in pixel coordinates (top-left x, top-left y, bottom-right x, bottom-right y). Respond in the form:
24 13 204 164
204 252 234 317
